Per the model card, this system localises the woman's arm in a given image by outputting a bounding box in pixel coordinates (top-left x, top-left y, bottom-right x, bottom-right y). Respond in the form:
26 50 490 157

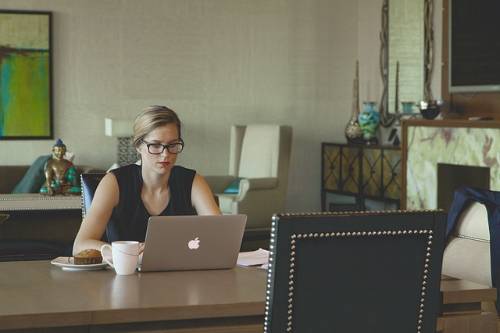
191 173 222 215
72 173 119 255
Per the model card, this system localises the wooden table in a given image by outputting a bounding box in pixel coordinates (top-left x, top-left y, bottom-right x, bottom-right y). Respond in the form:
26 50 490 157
438 276 498 333
0 260 266 332
0 261 496 333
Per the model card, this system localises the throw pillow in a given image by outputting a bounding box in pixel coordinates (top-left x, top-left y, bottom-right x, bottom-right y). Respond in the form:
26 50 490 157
64 151 75 162
12 155 51 193
223 178 242 194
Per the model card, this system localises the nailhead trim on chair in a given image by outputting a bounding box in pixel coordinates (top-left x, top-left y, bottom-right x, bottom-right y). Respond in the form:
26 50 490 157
80 174 86 219
263 209 439 333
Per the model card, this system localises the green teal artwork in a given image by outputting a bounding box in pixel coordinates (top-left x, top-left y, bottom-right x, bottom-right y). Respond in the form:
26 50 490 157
0 11 52 139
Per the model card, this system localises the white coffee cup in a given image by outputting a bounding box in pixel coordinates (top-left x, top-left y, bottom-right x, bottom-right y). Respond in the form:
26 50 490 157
100 241 140 275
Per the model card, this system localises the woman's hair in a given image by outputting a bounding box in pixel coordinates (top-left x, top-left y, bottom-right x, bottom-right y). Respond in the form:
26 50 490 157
133 105 182 148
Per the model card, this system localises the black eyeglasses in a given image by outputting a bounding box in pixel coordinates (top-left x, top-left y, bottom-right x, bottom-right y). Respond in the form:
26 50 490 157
142 139 184 154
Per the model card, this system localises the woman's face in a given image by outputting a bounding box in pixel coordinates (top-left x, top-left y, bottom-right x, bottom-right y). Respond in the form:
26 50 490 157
138 123 181 174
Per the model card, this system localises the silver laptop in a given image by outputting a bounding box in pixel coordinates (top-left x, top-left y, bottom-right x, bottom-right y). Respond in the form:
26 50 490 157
139 214 247 272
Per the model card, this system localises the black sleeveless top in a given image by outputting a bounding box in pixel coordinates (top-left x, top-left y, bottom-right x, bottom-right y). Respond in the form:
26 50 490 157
106 164 197 242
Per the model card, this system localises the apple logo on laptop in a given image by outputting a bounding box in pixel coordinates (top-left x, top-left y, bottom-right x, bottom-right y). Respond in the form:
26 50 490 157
188 237 200 250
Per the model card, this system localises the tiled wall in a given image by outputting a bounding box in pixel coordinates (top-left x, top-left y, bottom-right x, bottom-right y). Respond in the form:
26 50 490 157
406 125 500 209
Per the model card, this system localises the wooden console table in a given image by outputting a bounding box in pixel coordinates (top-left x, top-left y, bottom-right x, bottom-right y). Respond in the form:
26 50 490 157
0 193 81 211
0 261 496 333
0 194 82 244
321 142 401 211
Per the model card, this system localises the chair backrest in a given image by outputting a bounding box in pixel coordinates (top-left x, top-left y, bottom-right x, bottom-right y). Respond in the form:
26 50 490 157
229 125 291 180
443 187 500 310
80 173 105 218
80 172 107 242
264 210 446 333
443 201 492 287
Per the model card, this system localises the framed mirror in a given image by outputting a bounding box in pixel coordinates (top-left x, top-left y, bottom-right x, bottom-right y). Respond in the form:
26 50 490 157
379 0 434 127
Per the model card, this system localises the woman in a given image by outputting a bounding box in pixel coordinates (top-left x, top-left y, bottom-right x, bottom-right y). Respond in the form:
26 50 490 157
73 105 220 254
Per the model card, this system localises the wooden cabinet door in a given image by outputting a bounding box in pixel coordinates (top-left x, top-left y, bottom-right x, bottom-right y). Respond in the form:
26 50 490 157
322 144 341 191
382 149 402 200
339 145 361 195
361 147 382 197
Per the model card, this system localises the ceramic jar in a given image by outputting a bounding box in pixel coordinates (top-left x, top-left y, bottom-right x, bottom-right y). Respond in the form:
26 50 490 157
358 101 380 145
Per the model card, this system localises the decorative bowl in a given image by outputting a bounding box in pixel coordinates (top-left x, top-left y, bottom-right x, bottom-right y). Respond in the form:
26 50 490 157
419 101 441 120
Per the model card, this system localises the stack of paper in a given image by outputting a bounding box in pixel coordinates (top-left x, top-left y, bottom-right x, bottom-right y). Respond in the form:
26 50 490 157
237 248 269 269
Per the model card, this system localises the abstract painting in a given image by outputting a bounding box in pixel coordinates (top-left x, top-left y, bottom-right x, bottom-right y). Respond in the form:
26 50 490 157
0 10 52 139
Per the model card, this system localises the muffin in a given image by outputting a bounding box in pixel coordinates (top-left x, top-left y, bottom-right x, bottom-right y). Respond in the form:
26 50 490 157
74 249 102 265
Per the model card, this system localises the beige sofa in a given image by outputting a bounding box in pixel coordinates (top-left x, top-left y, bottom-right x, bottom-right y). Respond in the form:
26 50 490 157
204 125 292 251
205 125 292 230
0 166 33 194
442 202 499 331
442 202 492 287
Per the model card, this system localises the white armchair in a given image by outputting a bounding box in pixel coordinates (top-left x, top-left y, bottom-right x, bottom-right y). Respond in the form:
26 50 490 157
205 125 292 231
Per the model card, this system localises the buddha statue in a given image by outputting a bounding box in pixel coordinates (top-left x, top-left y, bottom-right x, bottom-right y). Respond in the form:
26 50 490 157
40 139 80 195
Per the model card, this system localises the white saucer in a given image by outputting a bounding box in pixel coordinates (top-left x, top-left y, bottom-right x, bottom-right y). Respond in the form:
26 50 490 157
51 256 108 271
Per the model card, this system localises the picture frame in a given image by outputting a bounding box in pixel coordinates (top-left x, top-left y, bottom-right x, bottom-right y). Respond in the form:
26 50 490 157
0 10 53 140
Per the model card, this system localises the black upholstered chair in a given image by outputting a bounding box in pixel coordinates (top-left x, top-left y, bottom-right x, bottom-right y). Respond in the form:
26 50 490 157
264 210 446 333
80 172 107 241
80 172 106 218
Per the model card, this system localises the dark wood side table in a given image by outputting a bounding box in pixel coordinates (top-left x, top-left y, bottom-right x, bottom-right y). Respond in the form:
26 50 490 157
438 276 498 333
321 143 401 211
0 194 82 260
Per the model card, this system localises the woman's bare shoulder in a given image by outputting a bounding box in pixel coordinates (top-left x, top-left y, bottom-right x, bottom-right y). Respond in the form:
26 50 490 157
95 172 119 192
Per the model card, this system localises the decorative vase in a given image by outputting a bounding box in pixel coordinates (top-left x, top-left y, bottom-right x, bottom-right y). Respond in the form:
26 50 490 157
345 61 364 144
358 101 380 145
345 117 363 144
401 101 415 114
